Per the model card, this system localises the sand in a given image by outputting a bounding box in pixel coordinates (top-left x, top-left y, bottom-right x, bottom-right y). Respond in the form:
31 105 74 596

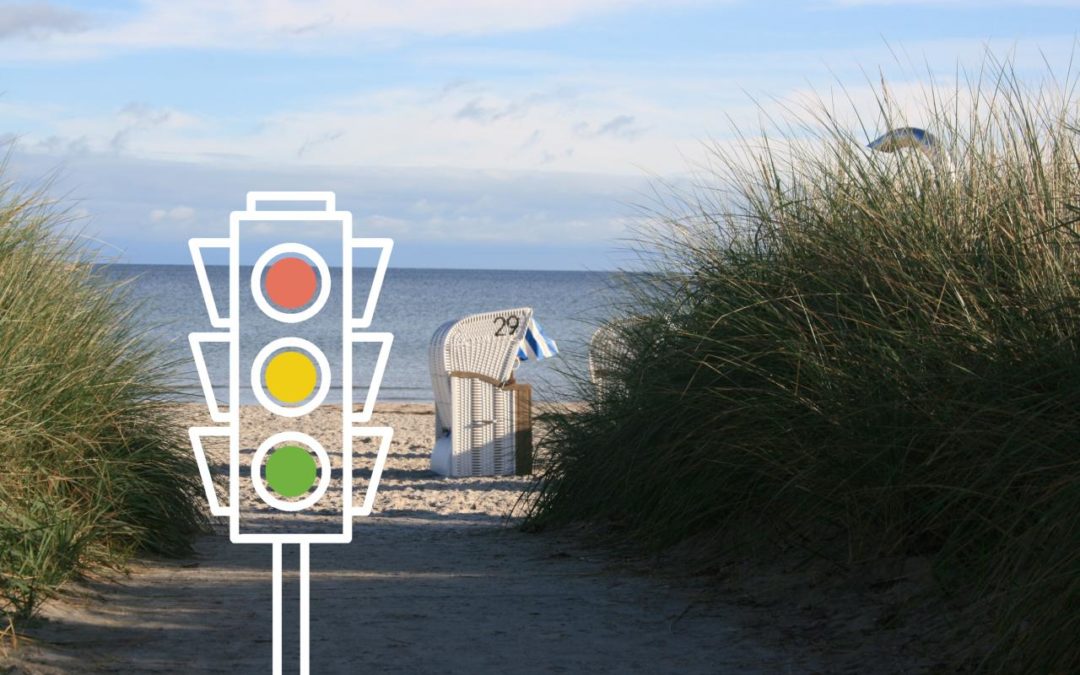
1 404 959 674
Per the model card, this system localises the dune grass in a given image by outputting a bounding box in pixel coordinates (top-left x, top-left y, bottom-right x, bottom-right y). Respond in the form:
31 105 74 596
0 177 208 622
525 59 1080 672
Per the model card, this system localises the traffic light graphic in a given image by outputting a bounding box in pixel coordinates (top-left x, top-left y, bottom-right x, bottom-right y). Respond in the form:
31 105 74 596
187 191 394 674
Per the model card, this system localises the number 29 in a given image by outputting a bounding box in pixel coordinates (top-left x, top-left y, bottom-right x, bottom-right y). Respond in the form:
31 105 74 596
493 315 520 337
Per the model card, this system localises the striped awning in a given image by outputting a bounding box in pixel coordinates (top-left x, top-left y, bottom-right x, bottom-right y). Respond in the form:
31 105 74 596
868 127 936 154
517 318 559 361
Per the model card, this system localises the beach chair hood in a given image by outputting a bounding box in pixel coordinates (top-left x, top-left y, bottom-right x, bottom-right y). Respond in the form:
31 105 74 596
429 307 533 437
433 307 535 385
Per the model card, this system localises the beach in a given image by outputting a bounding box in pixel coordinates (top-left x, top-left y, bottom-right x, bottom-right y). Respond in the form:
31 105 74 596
2 403 966 674
2 403 827 674
1 402 975 674
0 399 977 675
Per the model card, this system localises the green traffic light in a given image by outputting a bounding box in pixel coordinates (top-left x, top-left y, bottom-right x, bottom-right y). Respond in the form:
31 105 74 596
265 445 318 497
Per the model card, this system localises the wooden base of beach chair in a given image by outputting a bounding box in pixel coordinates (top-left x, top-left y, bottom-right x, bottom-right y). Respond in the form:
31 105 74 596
502 382 532 476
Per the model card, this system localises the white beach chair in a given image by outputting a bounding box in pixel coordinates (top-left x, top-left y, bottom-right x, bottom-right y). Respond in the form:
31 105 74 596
429 307 556 477
588 317 640 396
588 321 619 391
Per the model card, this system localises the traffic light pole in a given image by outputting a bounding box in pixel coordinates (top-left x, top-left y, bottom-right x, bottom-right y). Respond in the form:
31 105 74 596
272 543 311 675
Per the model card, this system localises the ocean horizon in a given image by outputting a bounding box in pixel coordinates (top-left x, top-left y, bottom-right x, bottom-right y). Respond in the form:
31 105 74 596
107 263 625 404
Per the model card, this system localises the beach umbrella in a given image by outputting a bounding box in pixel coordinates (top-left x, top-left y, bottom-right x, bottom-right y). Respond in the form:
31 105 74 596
868 127 937 154
517 317 559 361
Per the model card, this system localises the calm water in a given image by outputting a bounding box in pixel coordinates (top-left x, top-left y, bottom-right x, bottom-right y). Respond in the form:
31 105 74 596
106 264 623 403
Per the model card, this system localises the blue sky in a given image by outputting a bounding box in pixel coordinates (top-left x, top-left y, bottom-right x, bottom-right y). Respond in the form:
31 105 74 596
1 1 1078 269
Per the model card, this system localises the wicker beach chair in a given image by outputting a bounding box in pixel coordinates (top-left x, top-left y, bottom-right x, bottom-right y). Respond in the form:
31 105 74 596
588 317 643 396
429 308 537 477
588 321 620 393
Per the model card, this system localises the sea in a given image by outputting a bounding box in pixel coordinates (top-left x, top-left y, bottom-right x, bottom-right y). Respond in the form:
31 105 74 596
104 264 625 404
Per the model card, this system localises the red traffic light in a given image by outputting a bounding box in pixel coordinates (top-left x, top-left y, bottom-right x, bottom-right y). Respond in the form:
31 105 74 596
251 243 331 323
264 256 318 310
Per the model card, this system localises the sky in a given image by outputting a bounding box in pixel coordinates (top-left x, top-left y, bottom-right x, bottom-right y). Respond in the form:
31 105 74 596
1 1 1078 270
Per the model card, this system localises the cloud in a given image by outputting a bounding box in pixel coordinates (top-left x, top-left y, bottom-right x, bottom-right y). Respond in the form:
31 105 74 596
7 150 660 267
597 115 636 135
34 134 90 155
826 0 1080 6
8 101 203 157
593 114 647 140
572 113 649 143
296 130 345 158
150 205 196 223
10 36 1077 178
4 0 704 58
111 102 174 152
6 77 694 174
0 2 87 41
454 97 521 124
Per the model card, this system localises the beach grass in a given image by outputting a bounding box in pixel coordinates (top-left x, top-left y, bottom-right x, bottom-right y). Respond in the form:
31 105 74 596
525 58 1080 672
0 175 208 621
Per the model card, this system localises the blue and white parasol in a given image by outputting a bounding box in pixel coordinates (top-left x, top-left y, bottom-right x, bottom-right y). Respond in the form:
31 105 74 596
868 127 937 154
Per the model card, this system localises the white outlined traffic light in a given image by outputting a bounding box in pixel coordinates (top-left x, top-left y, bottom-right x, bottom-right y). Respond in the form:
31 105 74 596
187 191 394 674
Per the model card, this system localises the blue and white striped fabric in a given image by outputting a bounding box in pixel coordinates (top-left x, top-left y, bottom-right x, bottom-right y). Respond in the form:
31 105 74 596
868 127 936 154
517 318 559 361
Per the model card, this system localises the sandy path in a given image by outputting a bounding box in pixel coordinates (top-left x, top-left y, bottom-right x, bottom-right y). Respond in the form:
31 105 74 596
3 404 817 674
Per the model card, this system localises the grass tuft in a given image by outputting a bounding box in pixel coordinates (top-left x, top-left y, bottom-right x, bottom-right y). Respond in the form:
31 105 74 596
0 173 208 621
526 57 1080 671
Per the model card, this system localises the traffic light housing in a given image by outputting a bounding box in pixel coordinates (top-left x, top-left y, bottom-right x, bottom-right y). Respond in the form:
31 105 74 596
188 191 394 544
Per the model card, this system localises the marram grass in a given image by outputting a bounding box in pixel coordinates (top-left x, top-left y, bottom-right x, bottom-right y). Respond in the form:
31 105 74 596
0 177 208 621
526 60 1080 672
